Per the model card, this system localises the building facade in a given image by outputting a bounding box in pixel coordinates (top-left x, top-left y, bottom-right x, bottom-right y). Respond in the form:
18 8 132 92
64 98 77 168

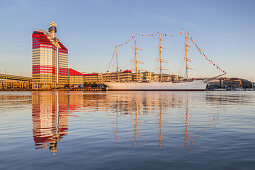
68 68 84 87
32 22 68 88
83 73 103 84
102 70 133 82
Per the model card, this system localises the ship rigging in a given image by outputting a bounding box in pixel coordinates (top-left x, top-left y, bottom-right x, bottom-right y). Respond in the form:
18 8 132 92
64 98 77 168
104 31 226 91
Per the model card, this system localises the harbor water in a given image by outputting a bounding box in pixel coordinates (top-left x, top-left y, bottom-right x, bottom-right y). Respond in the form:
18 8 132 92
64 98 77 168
0 91 254 170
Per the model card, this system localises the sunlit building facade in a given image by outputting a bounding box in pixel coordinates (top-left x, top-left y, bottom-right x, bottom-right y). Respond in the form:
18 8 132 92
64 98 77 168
102 70 133 82
120 70 132 82
69 68 84 86
32 22 68 88
83 73 103 84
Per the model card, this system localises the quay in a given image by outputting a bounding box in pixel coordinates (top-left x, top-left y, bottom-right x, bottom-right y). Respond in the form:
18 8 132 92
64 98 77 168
0 88 105 91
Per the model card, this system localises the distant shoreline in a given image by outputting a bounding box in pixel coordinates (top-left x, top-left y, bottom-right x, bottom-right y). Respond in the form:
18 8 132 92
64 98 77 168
0 88 104 92
0 88 254 92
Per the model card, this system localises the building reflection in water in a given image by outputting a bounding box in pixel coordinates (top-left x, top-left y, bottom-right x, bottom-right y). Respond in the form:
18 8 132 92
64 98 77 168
0 93 31 113
32 91 69 155
31 91 223 153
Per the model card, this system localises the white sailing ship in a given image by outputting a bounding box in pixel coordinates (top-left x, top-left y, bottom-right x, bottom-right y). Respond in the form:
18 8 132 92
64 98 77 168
104 80 207 91
104 32 225 91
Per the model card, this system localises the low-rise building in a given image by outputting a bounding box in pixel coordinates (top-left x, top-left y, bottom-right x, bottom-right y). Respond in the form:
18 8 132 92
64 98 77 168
68 68 84 87
102 70 133 82
120 70 132 82
207 78 253 89
102 72 116 82
142 71 152 82
223 78 242 88
132 72 142 82
83 73 102 84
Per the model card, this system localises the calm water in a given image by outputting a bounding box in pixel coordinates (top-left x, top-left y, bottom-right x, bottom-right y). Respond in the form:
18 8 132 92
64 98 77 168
0 91 254 170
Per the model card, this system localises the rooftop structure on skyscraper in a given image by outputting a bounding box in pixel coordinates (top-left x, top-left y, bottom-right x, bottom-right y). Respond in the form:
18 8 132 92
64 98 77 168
48 21 57 38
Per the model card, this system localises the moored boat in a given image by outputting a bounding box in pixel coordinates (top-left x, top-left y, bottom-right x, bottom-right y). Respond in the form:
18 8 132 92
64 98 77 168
104 80 207 91
104 31 226 91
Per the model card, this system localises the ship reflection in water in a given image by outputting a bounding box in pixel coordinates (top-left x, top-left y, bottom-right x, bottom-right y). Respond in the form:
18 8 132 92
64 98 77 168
111 92 219 151
31 91 227 153
1 91 255 169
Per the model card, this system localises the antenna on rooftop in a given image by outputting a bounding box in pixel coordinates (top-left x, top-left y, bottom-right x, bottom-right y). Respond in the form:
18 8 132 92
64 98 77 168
49 21 57 38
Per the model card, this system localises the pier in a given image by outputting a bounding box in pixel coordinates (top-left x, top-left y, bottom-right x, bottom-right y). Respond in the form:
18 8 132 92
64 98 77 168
0 88 104 91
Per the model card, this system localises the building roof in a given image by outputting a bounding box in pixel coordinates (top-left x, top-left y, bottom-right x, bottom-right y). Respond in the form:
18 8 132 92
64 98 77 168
0 73 32 81
123 70 132 73
69 68 83 76
58 41 68 54
32 31 53 49
83 73 99 76
67 68 99 76
32 31 68 53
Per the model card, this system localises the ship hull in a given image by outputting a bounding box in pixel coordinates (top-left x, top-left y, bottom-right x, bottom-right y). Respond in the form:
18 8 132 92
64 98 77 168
104 80 207 91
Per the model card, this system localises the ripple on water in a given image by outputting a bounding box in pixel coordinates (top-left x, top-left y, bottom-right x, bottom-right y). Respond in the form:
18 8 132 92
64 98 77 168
0 91 255 170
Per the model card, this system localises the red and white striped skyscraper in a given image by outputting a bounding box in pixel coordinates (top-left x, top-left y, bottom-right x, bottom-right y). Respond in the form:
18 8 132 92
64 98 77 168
32 22 68 88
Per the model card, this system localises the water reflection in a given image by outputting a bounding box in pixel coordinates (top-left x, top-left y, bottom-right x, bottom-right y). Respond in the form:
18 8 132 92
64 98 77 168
32 91 69 155
0 92 31 112
159 100 163 147
30 91 216 153
185 97 190 152
1 91 255 169
205 92 255 105
109 92 211 151
29 91 255 154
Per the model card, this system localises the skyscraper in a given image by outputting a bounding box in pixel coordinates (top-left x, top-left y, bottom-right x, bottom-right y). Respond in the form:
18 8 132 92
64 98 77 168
32 22 68 88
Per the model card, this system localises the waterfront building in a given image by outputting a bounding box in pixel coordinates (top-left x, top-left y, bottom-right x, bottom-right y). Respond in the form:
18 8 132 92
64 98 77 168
120 70 133 82
132 72 142 82
102 70 133 82
0 79 30 89
171 74 179 82
0 73 32 89
68 68 84 87
83 73 103 84
102 72 116 82
207 79 221 89
207 78 253 89
223 78 243 89
32 22 68 88
101 71 183 83
142 71 152 82
150 73 169 82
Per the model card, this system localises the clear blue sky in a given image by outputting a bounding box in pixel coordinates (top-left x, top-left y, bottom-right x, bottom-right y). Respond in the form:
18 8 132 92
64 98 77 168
0 0 255 80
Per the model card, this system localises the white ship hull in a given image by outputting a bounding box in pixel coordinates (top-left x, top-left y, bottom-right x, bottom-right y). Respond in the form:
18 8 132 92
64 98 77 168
104 80 208 91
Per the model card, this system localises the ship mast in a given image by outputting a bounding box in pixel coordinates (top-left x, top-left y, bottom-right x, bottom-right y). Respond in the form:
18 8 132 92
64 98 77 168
185 31 191 80
131 34 143 81
116 45 119 81
156 33 167 82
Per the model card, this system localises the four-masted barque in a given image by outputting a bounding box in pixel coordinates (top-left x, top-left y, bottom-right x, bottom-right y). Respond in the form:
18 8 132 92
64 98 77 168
104 31 226 91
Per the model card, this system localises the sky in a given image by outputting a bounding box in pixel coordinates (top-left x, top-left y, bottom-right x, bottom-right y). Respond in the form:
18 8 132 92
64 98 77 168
0 0 255 81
